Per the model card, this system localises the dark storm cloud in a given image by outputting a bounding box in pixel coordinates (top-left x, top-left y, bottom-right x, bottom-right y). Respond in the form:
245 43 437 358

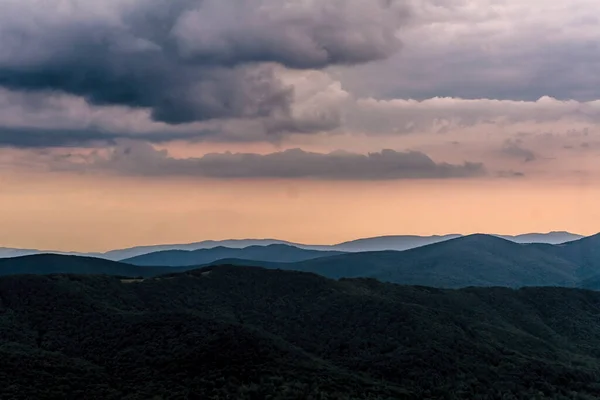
0 128 117 148
53 142 486 180
0 127 216 148
0 0 407 126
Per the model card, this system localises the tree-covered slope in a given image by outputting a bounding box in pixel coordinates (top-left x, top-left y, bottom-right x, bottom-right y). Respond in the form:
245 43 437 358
2 266 600 399
0 254 191 278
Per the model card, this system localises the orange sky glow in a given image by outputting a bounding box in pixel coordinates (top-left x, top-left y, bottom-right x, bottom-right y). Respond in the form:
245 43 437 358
1 169 597 252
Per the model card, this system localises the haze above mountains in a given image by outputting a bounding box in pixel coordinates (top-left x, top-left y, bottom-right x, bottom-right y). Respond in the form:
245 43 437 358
0 231 583 261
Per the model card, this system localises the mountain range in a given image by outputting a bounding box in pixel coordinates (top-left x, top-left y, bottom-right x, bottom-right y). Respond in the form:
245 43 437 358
2 233 600 290
195 234 600 288
122 244 346 266
0 231 584 260
3 265 600 398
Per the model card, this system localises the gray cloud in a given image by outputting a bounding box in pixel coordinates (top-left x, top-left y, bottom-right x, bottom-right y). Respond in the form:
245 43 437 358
497 170 526 178
373 43 600 102
169 0 408 69
337 0 600 102
49 142 486 180
500 139 537 162
0 0 407 126
0 128 117 148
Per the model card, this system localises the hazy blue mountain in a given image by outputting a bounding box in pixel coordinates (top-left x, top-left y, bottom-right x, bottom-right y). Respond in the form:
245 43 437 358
369 234 581 288
548 233 600 279
0 247 98 259
315 231 582 252
0 248 41 258
105 231 586 258
0 233 597 289
122 244 345 267
0 231 585 260
496 231 583 244
202 235 583 288
0 233 594 291
102 239 296 260
329 234 461 252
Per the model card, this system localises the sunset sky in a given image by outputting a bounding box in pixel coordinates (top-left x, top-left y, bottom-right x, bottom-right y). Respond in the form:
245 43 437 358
1 0 600 251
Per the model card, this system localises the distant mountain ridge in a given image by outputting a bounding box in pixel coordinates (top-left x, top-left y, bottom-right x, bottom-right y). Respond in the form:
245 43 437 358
0 231 584 260
0 247 99 259
122 244 346 267
197 234 586 288
496 231 585 244
3 233 600 291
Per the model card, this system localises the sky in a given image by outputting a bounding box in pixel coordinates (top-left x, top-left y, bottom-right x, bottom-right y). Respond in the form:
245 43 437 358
1 0 600 251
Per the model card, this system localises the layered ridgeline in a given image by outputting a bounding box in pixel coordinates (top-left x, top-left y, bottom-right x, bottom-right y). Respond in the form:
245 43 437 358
0 231 583 260
180 234 600 289
2 266 600 399
3 234 600 289
122 244 346 267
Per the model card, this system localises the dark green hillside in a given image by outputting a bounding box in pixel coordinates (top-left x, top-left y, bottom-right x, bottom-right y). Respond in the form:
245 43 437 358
122 244 345 266
0 254 191 278
2 266 600 398
200 252 410 279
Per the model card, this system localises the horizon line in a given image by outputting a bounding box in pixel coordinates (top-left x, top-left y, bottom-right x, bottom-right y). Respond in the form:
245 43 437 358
0 230 586 254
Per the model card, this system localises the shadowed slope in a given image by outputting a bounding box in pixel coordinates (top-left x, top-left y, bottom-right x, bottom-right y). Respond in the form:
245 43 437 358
0 254 191 278
551 233 600 279
370 234 581 288
2 266 600 398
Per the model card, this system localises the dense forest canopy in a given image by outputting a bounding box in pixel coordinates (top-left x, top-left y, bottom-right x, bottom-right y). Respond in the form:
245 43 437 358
1 265 600 399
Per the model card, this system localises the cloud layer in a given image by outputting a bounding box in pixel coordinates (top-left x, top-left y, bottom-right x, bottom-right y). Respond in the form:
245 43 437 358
1 0 600 181
341 0 600 102
48 142 485 180
0 0 406 125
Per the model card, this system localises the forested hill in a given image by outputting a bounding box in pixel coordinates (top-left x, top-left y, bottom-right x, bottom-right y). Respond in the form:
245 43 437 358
2 265 600 399
0 254 193 277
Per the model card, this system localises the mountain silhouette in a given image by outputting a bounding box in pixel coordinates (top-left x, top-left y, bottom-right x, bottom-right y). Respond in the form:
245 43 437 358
1 233 599 289
122 244 345 266
0 254 191 278
200 235 584 288
0 231 583 260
